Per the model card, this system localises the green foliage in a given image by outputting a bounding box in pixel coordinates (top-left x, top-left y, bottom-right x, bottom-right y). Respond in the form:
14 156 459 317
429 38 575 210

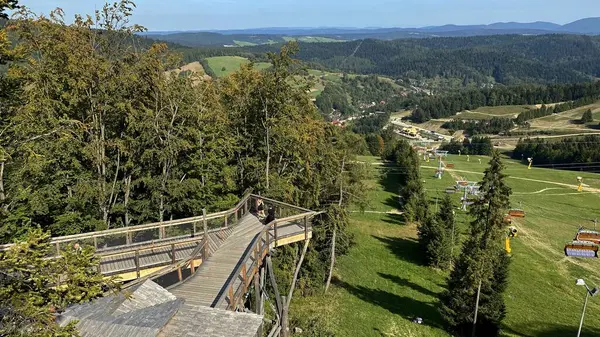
351 113 390 135
412 82 600 122
516 96 598 124
440 136 493 156
365 134 385 156
189 35 600 86
513 135 600 171
439 152 512 337
385 140 428 223
418 195 455 270
581 109 594 123
315 83 356 116
442 117 514 135
0 229 118 336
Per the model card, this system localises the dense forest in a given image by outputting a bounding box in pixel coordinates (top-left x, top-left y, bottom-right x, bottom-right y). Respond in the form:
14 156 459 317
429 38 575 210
314 75 398 117
439 136 494 155
443 118 514 135
512 136 600 171
173 35 600 86
411 81 600 122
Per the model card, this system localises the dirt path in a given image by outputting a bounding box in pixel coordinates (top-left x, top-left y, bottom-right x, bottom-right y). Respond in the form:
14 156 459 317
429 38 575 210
421 166 600 193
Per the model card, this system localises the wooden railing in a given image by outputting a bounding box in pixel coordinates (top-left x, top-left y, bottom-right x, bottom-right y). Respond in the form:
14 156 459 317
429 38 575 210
224 211 316 311
118 196 316 289
0 192 257 254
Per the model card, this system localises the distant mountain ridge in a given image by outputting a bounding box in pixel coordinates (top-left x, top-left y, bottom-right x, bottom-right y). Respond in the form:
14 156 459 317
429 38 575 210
141 17 600 47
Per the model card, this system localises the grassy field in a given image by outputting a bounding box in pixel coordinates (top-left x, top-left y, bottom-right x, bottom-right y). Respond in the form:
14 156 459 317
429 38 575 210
292 154 600 337
529 102 600 131
205 56 271 77
283 36 346 43
456 105 534 120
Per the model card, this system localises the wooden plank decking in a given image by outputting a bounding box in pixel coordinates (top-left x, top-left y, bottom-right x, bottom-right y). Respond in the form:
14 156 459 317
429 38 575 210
169 215 264 308
168 214 311 309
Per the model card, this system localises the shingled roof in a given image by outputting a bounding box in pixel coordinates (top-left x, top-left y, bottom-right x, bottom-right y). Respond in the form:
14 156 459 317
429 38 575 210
57 280 264 337
158 303 263 337
57 280 183 337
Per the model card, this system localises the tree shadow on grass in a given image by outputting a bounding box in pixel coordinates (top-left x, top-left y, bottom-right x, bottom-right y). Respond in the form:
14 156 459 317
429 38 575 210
379 168 400 194
377 272 440 298
380 213 407 226
332 277 444 329
372 235 424 266
502 323 600 337
383 195 401 212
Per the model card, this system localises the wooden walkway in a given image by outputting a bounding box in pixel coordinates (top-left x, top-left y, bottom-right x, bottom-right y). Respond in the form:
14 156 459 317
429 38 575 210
169 215 264 308
2 192 316 315
99 228 232 276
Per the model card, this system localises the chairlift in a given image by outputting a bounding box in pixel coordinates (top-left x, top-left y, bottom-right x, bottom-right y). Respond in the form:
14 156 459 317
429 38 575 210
508 209 525 218
564 241 598 258
456 180 469 187
575 229 600 245
445 187 457 194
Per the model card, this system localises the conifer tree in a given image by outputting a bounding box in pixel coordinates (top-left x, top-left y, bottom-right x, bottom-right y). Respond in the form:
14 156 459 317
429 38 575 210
419 195 455 270
440 151 511 337
0 229 118 336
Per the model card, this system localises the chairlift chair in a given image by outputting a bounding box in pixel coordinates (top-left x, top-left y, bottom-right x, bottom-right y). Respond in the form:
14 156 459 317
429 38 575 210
564 241 599 258
575 229 600 245
508 209 525 218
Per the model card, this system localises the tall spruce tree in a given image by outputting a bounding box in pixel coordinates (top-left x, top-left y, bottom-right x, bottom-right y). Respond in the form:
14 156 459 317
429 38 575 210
440 151 511 337
419 195 455 270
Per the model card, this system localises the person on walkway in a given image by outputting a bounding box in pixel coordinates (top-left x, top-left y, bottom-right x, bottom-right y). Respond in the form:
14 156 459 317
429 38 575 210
257 198 265 219
265 206 276 224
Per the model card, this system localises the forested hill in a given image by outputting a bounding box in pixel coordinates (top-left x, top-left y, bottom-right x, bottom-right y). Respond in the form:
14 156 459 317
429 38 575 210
179 34 600 85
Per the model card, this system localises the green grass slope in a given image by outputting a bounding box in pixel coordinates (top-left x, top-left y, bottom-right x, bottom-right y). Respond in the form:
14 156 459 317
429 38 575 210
205 56 271 77
292 154 600 337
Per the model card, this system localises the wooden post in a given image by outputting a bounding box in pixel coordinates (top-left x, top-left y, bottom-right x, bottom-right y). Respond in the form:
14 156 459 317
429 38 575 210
266 256 283 316
203 209 208 259
234 209 238 225
171 244 176 264
242 265 247 289
273 221 278 247
228 285 234 310
254 267 263 335
304 216 309 240
193 221 197 236
127 232 132 245
190 259 195 273
177 267 182 282
203 209 208 235
259 266 265 315
93 237 98 249
244 197 249 215
159 226 164 240
55 242 60 256
266 231 271 250
97 262 102 274
281 295 289 337
224 214 228 228
135 250 140 278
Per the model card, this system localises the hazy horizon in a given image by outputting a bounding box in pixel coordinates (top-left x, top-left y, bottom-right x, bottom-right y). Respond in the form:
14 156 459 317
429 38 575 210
18 0 600 31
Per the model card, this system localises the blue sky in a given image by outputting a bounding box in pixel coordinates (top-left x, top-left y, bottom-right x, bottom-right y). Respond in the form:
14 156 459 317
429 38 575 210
18 0 600 31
